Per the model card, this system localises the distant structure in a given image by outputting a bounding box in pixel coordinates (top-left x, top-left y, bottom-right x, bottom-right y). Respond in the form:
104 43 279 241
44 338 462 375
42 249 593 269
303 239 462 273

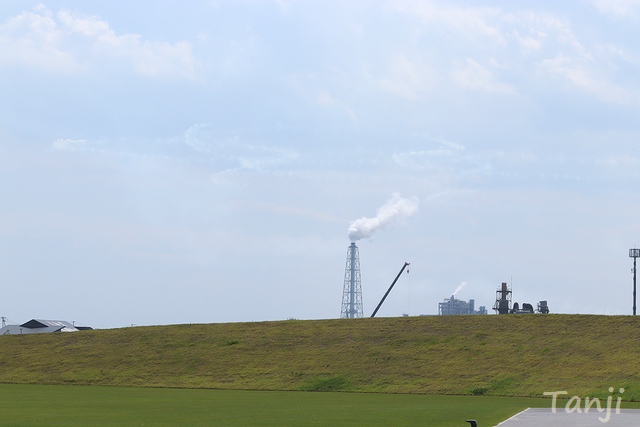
438 296 487 315
537 301 549 314
341 242 363 318
630 248 639 315
0 319 92 335
493 282 550 314
493 282 512 314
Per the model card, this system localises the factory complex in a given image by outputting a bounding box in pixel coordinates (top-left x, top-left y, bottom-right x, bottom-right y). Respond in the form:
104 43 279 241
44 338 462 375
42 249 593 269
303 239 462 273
340 241 550 318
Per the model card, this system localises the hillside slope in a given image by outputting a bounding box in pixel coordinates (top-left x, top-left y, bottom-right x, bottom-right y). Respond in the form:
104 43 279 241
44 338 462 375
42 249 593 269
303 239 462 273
1 315 639 399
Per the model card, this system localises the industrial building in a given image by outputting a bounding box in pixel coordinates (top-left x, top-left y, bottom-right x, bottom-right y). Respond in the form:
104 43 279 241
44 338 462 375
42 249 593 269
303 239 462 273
0 319 92 335
493 282 550 314
438 296 487 315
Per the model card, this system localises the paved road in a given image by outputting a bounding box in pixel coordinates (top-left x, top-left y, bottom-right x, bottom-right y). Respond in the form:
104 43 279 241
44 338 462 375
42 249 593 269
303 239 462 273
494 407 640 426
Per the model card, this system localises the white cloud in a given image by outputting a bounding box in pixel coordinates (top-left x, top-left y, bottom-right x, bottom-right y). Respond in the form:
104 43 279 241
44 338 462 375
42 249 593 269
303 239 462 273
375 55 437 98
392 135 465 169
53 138 88 151
0 9 83 72
184 124 211 153
451 58 514 93
600 154 640 168
515 33 543 51
237 145 299 172
392 0 505 43
275 0 292 15
429 135 465 152
388 1 639 105
539 54 631 104
591 0 640 19
317 91 335 106
183 124 299 174
56 10 109 38
392 150 452 170
0 6 198 79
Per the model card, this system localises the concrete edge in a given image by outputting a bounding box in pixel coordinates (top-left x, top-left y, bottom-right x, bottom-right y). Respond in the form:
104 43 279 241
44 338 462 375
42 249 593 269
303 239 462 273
493 407 531 427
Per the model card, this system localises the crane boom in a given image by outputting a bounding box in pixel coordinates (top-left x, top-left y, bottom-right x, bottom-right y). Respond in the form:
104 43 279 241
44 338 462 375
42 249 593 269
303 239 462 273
370 262 410 318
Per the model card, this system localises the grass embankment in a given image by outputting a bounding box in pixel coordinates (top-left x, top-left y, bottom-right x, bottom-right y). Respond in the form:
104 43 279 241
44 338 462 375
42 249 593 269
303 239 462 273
1 315 639 398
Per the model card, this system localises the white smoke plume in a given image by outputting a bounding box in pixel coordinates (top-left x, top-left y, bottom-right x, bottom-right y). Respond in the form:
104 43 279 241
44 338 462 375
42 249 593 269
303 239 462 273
452 281 467 297
348 192 419 242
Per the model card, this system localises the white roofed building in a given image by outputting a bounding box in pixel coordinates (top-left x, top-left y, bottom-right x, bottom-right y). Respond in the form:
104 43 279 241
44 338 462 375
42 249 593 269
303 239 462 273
0 319 92 335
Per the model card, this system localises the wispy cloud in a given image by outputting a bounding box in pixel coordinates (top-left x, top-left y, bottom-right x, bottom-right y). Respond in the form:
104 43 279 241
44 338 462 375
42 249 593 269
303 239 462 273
53 138 88 151
393 0 505 43
539 54 632 104
184 124 299 174
391 135 466 173
590 0 640 19
375 55 437 98
451 58 514 93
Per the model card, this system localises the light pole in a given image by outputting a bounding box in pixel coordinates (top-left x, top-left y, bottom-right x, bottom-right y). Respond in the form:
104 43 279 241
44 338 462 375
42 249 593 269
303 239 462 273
630 249 640 316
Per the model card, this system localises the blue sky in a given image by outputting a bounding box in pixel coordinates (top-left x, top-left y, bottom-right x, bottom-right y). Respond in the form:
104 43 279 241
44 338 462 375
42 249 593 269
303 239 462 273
1 1 640 328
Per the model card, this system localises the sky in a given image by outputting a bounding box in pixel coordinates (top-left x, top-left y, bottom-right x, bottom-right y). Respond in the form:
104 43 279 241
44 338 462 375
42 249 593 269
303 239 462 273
2 1 640 329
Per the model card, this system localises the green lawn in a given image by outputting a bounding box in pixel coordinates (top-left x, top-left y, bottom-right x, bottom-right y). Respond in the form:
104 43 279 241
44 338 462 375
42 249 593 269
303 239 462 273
0 384 552 427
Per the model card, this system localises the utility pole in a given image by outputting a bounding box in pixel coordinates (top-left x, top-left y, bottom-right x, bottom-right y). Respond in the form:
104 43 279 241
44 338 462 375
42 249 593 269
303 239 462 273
630 249 639 315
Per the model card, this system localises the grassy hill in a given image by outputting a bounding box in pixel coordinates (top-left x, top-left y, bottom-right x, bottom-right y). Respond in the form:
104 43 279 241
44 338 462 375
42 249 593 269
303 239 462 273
1 315 640 400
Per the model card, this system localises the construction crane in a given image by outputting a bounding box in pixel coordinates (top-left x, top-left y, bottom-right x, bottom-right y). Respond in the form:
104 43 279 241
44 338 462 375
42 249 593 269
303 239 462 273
370 262 410 318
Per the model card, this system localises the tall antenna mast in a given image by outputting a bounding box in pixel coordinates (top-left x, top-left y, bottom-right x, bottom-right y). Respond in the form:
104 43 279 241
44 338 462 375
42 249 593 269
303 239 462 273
341 242 363 318
630 249 639 315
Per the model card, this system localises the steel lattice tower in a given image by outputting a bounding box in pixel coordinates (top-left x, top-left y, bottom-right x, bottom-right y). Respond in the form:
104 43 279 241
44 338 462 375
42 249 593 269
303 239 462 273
341 242 363 318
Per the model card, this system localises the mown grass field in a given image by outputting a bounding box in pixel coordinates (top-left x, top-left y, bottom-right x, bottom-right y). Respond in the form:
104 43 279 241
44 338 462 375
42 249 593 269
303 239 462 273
0 384 555 427
1 315 640 399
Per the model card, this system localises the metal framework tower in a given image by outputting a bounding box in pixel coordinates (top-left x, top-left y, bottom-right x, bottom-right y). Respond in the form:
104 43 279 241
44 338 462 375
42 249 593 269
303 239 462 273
341 242 363 318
